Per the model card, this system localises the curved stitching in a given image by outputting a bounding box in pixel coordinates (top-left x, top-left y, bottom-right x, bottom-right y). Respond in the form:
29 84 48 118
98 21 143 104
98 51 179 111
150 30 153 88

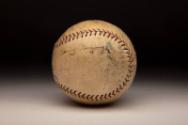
54 29 135 101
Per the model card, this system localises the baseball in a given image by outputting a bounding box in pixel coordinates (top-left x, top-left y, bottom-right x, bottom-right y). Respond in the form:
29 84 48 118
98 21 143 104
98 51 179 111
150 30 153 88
52 20 137 105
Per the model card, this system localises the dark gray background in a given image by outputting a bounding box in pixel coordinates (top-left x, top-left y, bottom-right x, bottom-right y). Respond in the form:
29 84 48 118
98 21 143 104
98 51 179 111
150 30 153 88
0 0 188 82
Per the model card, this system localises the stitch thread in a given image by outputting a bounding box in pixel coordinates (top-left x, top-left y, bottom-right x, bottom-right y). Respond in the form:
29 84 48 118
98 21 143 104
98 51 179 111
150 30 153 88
54 29 135 101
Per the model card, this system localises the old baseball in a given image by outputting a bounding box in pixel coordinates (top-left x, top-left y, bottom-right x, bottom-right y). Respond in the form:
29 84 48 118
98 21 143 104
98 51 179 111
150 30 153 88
52 20 137 105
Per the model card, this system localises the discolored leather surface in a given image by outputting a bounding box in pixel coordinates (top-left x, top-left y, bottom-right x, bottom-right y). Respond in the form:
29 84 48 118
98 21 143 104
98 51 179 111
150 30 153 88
52 20 137 104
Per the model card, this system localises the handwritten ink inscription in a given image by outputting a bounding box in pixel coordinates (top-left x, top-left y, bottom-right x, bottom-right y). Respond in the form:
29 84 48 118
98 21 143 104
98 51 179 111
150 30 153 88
61 42 115 56
62 46 111 56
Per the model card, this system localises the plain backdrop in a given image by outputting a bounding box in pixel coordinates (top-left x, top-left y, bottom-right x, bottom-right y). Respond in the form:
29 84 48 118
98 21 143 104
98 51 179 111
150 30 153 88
0 0 188 75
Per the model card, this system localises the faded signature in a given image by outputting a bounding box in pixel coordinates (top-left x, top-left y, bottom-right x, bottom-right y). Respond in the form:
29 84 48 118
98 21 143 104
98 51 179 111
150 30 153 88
61 42 113 56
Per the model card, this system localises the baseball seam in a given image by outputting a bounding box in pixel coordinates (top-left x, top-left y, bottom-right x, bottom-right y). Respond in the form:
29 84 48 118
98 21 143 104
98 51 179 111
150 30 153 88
54 28 135 102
